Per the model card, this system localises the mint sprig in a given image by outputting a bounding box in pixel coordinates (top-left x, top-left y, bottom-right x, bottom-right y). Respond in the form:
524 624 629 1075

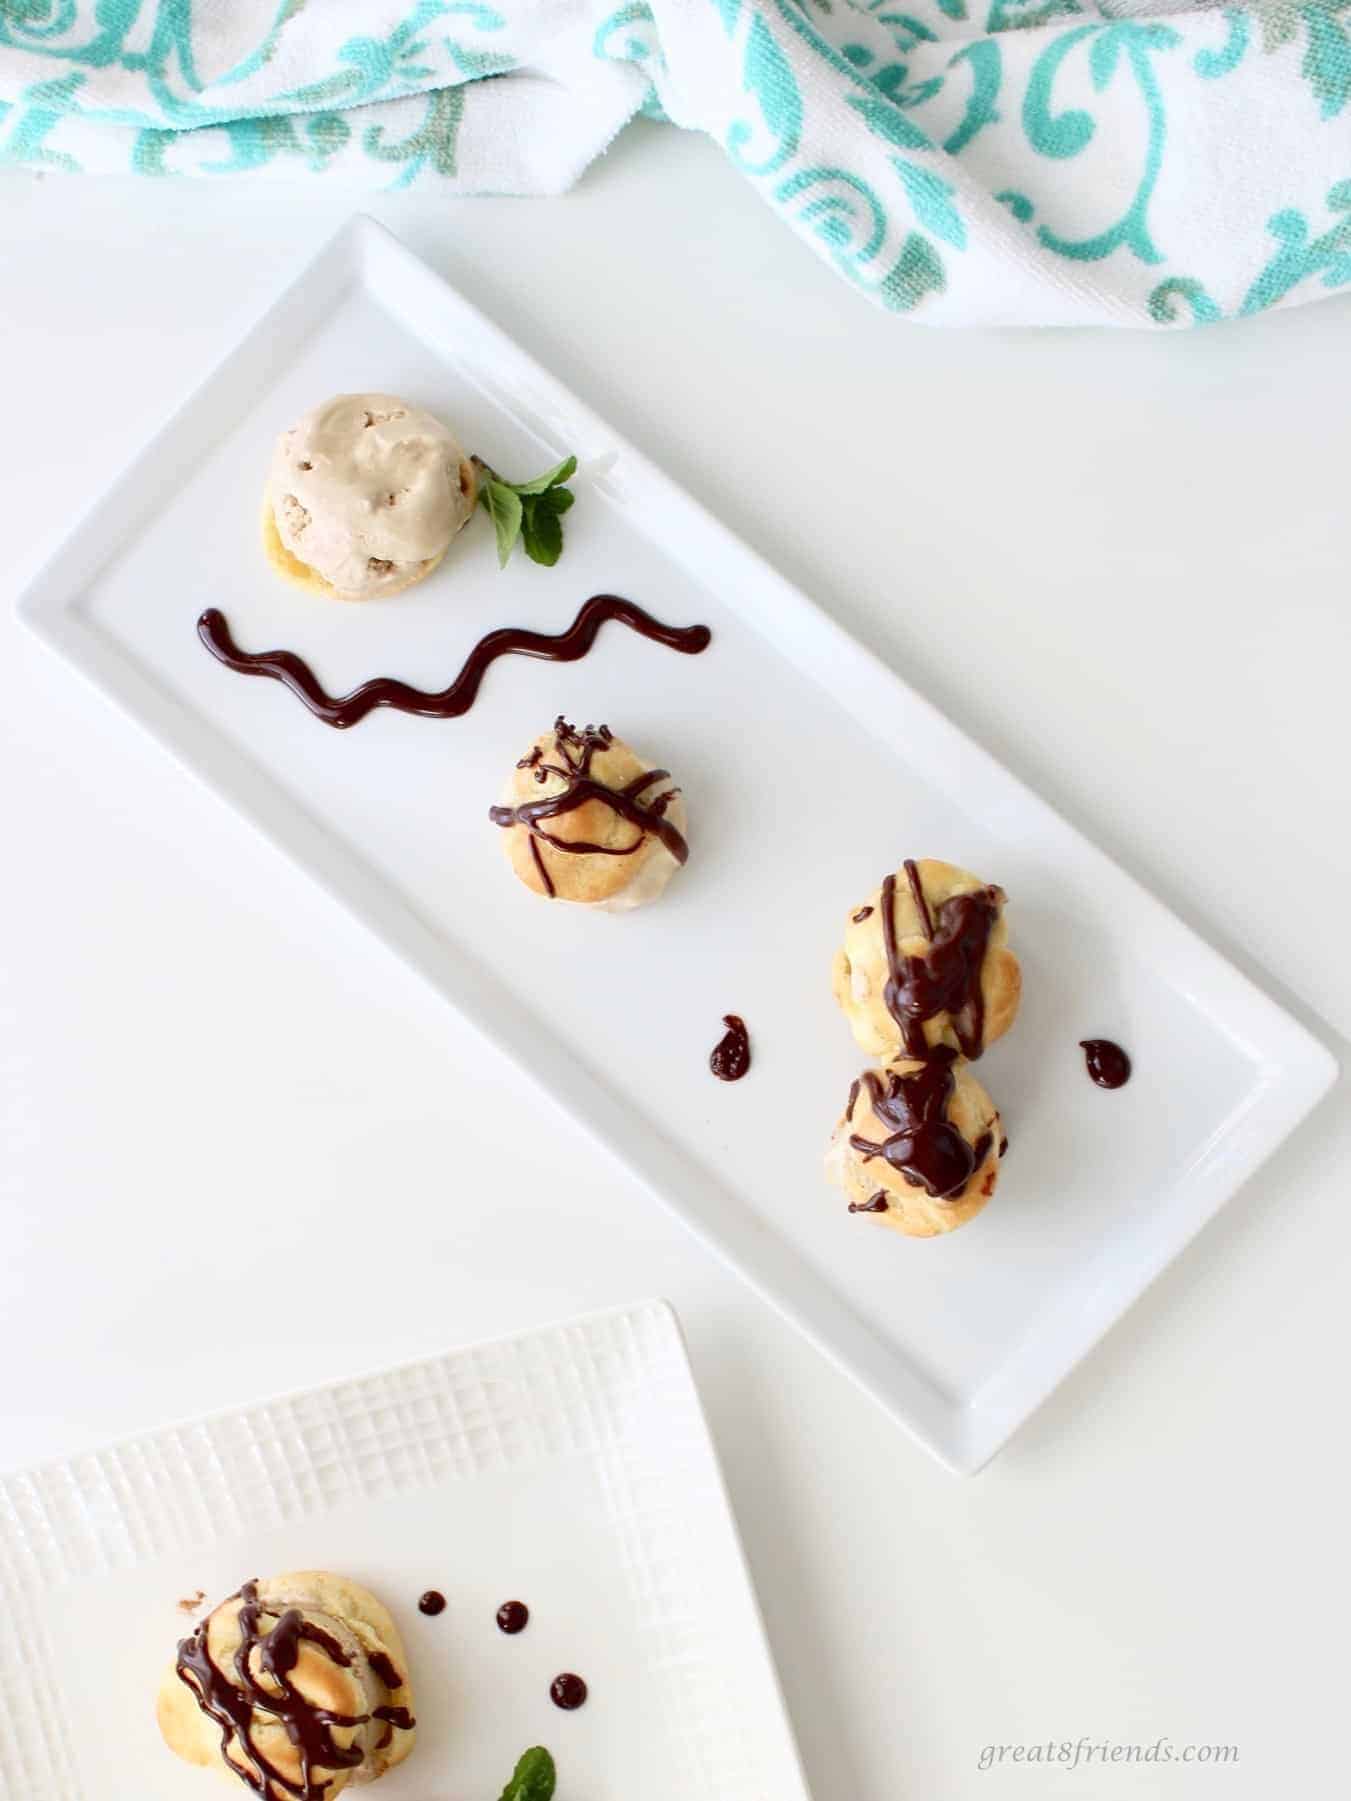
498 1746 556 1801
475 455 577 569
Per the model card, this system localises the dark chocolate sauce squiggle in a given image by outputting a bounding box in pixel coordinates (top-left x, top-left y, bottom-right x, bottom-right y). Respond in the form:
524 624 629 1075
197 594 711 730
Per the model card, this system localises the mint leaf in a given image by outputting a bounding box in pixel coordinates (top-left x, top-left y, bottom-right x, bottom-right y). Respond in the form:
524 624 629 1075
498 1746 555 1801
480 478 523 569
520 498 563 567
508 455 577 497
473 452 576 567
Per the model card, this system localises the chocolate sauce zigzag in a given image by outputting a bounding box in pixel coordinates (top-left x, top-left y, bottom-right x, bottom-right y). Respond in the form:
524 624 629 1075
198 594 711 730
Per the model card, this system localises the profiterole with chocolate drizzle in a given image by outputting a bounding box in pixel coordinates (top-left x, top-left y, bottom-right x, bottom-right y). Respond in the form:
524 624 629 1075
491 717 689 910
826 858 1020 1238
157 1570 416 1798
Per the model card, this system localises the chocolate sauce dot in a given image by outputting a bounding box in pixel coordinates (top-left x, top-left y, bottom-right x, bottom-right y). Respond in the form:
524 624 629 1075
709 1014 751 1082
1080 1038 1131 1090
417 1590 446 1617
496 1600 529 1634
550 1672 588 1710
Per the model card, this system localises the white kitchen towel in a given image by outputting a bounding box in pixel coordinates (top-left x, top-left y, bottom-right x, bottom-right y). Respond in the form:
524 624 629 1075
3 0 1350 326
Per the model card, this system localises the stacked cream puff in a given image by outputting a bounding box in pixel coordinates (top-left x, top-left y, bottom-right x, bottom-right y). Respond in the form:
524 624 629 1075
825 860 1020 1238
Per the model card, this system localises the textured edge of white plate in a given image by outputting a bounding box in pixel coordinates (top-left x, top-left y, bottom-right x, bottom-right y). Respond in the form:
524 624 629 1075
13 214 1339 1475
0 1298 812 1801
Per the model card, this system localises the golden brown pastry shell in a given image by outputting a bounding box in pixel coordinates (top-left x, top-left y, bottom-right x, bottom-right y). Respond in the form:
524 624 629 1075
831 857 1020 1060
501 728 686 909
156 1569 415 1795
825 1056 1001 1238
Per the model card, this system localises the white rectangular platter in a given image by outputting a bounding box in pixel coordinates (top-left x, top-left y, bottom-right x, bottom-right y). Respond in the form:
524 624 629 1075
0 1299 810 1801
16 215 1336 1475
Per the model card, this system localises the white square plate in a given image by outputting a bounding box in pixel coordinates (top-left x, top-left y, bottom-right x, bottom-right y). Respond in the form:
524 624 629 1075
16 216 1336 1475
0 1300 810 1801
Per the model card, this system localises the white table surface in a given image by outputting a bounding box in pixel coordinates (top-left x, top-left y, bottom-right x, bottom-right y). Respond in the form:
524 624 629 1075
2 130 1348 1800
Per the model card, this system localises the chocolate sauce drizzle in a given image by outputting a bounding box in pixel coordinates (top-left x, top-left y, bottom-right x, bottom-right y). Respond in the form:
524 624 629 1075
848 1191 890 1214
417 1591 445 1617
848 1049 992 1201
846 863 1003 1213
710 1014 751 1081
902 857 935 941
489 719 687 893
372 1707 415 1731
197 594 711 730
175 1581 411 1800
880 868 1003 1062
496 1600 529 1634
1080 1038 1131 1089
366 1651 402 1692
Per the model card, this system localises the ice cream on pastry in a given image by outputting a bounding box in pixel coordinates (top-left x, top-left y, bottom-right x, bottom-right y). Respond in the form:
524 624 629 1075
825 1048 1001 1237
157 1570 415 1798
832 857 1020 1062
264 394 477 601
490 717 688 910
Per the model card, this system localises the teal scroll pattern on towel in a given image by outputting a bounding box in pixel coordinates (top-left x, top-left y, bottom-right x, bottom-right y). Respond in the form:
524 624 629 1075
1148 275 1222 322
726 11 801 174
1146 178 1351 320
894 153 965 245
1240 178 1351 310
4 0 1351 327
444 3 514 79
1193 6 1248 77
1024 21 1178 264
776 163 947 310
846 88 932 148
941 39 1000 154
996 187 1033 219
364 81 462 183
594 1 660 64
986 0 1080 34
840 42 942 108
0 75 81 167
1293 1 1351 118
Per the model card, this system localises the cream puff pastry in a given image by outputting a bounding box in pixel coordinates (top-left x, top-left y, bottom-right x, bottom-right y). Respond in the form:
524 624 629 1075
832 858 1020 1062
825 1048 1001 1237
490 718 688 909
264 394 477 601
157 1571 415 1798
